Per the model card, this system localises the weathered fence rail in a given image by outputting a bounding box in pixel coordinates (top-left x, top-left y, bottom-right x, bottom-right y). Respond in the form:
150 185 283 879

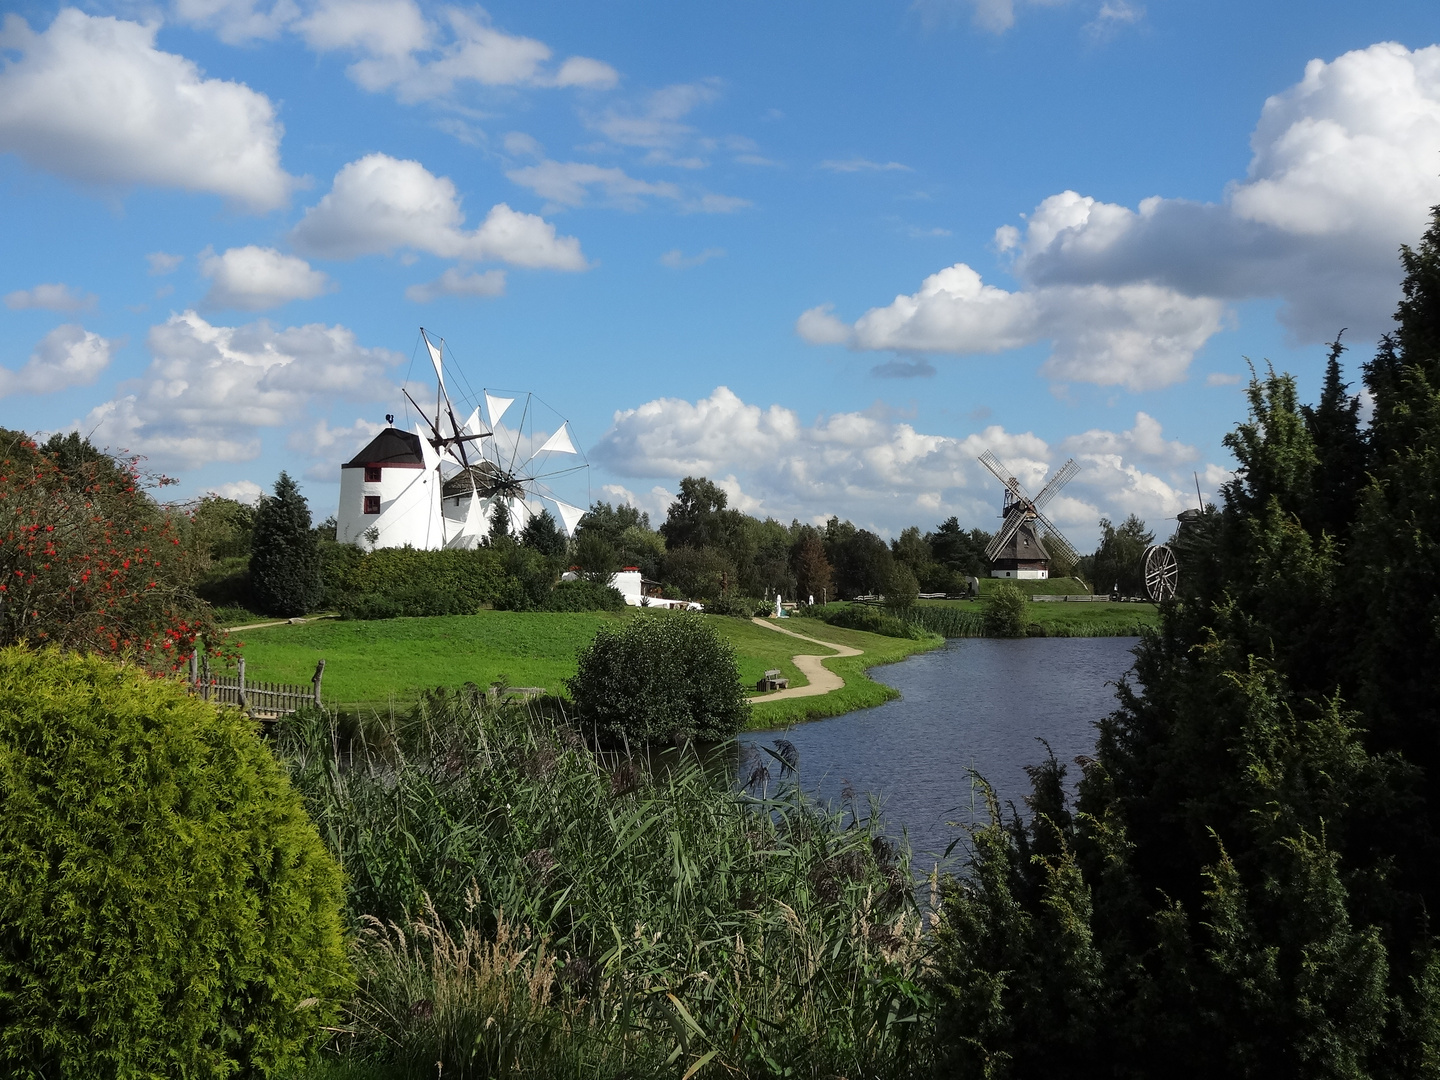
187 655 325 720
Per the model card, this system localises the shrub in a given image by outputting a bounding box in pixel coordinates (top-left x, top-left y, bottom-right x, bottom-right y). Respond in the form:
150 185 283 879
330 547 510 619
704 591 769 618
0 647 350 1078
544 578 626 612
0 429 218 668
249 472 322 617
983 581 1028 637
568 613 750 742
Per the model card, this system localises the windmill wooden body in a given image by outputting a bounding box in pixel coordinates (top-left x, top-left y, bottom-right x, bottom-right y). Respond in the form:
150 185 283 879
978 450 1082 580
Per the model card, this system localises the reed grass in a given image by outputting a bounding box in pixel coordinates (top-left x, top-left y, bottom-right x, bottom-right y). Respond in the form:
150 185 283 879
274 691 935 1078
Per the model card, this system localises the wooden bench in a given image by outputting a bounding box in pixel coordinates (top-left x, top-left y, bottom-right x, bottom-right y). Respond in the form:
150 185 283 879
756 669 789 692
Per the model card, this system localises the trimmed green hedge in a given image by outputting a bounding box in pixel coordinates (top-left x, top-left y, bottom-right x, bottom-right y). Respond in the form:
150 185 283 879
0 647 350 1078
327 546 511 619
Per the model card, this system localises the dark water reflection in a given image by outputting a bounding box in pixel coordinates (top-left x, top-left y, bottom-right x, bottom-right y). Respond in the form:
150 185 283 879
736 637 1140 869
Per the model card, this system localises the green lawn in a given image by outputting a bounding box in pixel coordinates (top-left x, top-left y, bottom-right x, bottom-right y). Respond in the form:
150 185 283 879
227 610 941 724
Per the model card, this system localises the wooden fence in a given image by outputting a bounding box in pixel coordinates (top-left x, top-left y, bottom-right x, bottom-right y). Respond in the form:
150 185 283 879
187 655 325 720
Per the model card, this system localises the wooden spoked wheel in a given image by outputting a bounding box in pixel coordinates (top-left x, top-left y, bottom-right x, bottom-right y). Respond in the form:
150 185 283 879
1143 544 1178 602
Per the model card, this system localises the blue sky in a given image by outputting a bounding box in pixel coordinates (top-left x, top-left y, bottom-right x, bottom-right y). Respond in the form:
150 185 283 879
3 0 1438 548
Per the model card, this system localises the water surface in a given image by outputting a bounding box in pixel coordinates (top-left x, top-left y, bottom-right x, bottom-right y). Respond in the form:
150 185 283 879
737 637 1139 867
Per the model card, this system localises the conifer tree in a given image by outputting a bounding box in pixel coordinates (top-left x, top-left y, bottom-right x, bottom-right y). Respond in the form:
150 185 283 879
248 472 321 616
1301 334 1366 541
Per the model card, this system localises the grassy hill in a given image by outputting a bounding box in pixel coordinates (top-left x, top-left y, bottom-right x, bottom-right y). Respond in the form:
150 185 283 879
226 610 939 727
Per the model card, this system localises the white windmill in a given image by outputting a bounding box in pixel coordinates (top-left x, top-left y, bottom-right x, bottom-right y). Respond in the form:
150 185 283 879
336 329 589 550
977 450 1082 580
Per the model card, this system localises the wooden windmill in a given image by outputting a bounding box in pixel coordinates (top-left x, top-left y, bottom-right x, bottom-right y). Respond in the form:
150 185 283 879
978 450 1082 580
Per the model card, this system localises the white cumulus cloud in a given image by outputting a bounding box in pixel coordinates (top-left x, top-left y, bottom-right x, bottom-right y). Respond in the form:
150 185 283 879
801 42 1440 389
200 246 333 310
0 10 295 211
4 282 96 311
594 386 1206 546
79 311 401 467
0 324 115 397
291 153 588 270
204 478 265 504
285 0 617 102
799 266 1225 392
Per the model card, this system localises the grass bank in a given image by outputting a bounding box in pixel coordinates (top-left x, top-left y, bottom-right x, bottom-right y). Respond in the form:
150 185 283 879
229 610 939 721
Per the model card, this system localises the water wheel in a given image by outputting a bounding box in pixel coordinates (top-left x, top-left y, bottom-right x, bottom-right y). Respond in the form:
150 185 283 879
1142 544 1178 602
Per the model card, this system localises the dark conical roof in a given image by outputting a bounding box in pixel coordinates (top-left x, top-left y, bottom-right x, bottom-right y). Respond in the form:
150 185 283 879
993 516 1051 562
343 427 424 467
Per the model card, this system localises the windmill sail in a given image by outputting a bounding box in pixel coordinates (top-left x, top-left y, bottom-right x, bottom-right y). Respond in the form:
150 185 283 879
486 393 514 428
537 423 577 456
421 329 445 391
551 499 586 536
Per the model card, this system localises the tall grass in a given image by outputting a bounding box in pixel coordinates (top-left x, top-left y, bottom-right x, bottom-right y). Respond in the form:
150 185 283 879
903 605 985 638
275 691 934 1078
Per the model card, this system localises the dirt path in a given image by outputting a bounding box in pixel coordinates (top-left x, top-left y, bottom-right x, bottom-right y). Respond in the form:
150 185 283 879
749 617 864 701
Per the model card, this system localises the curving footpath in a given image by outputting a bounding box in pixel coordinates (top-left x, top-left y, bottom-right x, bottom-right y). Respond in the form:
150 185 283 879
749 617 863 701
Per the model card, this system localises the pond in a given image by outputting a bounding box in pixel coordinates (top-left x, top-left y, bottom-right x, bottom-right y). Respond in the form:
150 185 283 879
736 637 1140 870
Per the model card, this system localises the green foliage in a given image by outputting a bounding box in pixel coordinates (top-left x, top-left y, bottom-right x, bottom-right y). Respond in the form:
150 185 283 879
0 429 218 667
790 528 833 602
982 581 1027 637
1091 514 1154 597
702 591 769 617
661 544 736 603
329 546 510 619
0 647 349 1078
825 518 894 598
190 495 258 561
571 530 619 583
659 475 735 549
518 507 567 557
932 201 1440 1077
568 612 750 743
275 694 928 1079
542 578 625 612
250 472 322 617
815 603 931 640
885 563 920 612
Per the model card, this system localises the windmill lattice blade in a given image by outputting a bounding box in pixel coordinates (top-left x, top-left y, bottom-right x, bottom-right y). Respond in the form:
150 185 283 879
1032 508 1081 566
485 393 514 428
979 449 1027 497
537 423 577 456
985 513 1024 561
1033 458 1080 511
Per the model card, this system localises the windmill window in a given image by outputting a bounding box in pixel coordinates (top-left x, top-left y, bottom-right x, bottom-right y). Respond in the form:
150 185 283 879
363 495 381 515
364 466 382 482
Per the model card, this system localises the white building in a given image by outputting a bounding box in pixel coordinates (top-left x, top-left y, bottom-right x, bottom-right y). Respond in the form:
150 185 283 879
561 568 702 610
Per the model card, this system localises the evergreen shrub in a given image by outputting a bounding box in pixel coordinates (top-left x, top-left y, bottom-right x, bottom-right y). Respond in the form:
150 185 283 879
0 647 350 1078
982 582 1028 637
568 613 750 742
249 473 322 617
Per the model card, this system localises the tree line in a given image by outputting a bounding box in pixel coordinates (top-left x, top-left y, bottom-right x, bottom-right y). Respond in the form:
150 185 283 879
930 207 1440 1076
